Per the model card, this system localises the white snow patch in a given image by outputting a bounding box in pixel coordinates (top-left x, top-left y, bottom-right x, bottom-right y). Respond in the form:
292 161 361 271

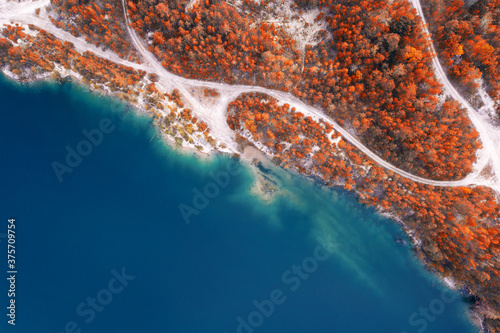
251 0 330 52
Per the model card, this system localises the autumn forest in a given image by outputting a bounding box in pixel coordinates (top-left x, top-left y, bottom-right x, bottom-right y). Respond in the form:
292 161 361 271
1 0 500 331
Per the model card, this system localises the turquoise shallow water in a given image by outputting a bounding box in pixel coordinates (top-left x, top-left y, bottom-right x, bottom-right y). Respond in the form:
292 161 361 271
0 75 478 333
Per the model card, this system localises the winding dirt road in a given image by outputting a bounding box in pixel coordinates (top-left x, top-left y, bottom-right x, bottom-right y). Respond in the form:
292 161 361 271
1 0 497 191
119 0 487 188
409 0 500 191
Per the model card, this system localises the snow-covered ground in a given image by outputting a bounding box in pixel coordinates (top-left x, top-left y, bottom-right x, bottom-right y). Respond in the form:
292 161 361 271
477 81 497 118
2 0 500 193
0 0 48 16
249 0 330 53
409 0 500 193
0 2 148 71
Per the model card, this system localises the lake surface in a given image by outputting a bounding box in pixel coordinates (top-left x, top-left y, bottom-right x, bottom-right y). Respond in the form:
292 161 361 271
0 75 477 333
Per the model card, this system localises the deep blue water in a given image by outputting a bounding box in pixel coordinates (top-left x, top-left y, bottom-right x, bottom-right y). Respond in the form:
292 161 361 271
0 75 478 333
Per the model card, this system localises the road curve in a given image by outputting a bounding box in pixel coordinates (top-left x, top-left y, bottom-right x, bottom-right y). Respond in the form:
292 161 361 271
409 0 500 187
120 0 481 187
0 0 485 188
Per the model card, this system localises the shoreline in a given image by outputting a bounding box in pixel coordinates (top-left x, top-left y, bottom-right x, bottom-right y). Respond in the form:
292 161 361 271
241 145 283 202
0 1 496 330
0 68 281 202
0 63 485 332
0 67 468 269
234 127 473 313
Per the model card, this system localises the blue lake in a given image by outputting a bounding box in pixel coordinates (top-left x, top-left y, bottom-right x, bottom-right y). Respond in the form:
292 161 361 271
0 75 477 333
